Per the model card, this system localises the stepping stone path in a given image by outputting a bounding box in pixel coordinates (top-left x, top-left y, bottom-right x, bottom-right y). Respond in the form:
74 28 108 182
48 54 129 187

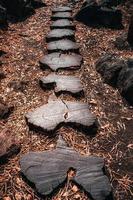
50 19 75 30
46 29 75 42
26 97 96 133
40 74 84 96
20 5 112 200
20 136 111 200
47 39 79 53
40 53 82 71
51 12 72 21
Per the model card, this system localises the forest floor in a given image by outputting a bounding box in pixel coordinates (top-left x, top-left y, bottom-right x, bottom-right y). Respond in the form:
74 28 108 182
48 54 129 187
0 0 133 200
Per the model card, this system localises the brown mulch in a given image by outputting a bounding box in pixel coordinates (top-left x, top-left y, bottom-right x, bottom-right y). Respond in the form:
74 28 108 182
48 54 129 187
0 0 133 200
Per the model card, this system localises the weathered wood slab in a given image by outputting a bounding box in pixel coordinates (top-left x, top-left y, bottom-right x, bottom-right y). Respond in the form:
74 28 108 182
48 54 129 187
51 12 72 21
46 29 75 42
26 98 97 134
20 136 111 199
50 19 75 30
47 39 79 53
52 6 72 13
39 53 82 71
40 74 84 96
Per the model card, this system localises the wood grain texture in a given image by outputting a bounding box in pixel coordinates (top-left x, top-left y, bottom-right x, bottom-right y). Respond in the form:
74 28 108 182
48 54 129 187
26 98 96 134
40 73 84 95
50 19 75 30
47 39 79 53
46 29 75 42
20 136 111 199
40 53 82 71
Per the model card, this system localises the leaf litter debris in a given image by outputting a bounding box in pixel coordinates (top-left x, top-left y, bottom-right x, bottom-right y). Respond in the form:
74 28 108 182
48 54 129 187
0 0 133 200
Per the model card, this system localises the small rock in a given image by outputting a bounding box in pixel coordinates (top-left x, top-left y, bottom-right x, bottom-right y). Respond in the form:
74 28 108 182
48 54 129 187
0 50 6 57
0 102 10 119
95 54 125 86
8 80 28 92
114 34 130 50
0 72 6 80
0 128 20 163
117 58 133 105
75 3 123 29
1 0 35 19
96 55 133 105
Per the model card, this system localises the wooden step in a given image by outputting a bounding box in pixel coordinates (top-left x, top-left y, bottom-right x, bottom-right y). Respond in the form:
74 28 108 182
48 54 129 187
46 29 75 42
40 74 84 96
47 39 79 53
39 53 82 71
52 6 72 13
20 136 111 200
26 98 97 134
51 12 72 21
50 19 75 30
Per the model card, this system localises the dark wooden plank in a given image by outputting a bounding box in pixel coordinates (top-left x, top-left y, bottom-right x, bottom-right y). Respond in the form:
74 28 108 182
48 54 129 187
39 53 82 71
26 98 97 134
40 74 84 96
51 12 72 21
20 136 111 199
50 19 75 30
46 29 75 42
47 39 79 53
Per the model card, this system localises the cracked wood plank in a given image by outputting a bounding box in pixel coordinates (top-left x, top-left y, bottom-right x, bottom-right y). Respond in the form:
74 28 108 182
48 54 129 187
26 98 97 134
20 136 111 200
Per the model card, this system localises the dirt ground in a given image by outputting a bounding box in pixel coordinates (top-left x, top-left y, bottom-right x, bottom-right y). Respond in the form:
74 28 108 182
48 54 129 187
0 0 133 200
